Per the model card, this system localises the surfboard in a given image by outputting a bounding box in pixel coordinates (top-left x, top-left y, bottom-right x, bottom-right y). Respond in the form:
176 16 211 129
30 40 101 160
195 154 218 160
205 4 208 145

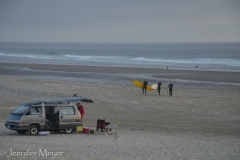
151 84 158 90
132 80 154 91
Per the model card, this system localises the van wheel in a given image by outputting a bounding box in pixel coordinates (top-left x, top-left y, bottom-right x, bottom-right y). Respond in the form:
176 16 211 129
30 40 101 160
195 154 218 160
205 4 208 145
28 125 39 135
17 130 27 134
64 128 73 134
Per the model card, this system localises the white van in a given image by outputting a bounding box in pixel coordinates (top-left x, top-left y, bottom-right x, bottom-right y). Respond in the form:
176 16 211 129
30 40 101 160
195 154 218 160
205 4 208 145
5 95 93 135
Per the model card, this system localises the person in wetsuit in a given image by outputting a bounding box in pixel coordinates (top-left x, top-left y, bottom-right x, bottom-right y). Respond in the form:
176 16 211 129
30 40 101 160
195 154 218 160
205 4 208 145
168 82 173 96
157 81 162 95
143 80 148 94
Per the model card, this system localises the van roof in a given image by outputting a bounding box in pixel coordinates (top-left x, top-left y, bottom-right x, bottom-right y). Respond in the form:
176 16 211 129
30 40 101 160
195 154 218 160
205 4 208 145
23 96 93 105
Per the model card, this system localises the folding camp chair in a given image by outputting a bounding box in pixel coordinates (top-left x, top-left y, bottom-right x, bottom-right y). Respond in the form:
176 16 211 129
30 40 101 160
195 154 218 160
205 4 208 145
96 119 106 132
96 119 117 134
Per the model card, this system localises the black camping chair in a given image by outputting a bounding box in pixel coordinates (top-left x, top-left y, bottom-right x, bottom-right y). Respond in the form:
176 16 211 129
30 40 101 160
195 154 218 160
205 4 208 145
96 119 106 132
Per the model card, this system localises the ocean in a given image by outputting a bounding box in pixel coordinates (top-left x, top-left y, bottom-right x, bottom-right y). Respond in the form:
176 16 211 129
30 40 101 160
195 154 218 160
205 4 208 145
0 42 240 88
0 42 240 71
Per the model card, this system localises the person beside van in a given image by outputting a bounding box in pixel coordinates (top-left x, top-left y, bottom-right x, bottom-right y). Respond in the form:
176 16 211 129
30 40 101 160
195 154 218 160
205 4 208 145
77 103 85 122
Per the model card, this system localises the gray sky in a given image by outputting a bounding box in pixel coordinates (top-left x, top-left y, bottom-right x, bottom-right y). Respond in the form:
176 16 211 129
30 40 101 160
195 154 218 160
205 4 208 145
0 0 240 43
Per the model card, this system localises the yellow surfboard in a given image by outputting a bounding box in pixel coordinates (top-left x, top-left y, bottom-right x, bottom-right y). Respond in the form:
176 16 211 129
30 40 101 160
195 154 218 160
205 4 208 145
132 80 154 91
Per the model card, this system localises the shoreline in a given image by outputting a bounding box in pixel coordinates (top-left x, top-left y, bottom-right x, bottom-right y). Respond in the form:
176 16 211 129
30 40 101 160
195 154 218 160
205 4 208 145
0 63 240 83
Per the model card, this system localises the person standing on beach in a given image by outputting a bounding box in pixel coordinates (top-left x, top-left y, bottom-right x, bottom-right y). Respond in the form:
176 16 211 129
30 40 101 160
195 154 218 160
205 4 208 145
168 82 173 96
157 81 162 95
143 80 148 94
77 102 85 122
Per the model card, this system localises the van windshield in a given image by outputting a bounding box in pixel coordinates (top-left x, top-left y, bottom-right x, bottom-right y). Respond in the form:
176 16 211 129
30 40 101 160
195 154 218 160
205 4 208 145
12 104 31 115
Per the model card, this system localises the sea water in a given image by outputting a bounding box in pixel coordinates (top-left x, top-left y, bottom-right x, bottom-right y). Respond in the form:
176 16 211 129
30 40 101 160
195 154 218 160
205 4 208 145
0 42 240 71
0 42 240 87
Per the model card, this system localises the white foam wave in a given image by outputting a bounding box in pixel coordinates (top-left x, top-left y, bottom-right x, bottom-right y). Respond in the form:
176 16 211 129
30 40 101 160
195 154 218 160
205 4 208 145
0 53 55 60
1 52 240 67
64 54 123 61
64 54 92 60
133 57 240 66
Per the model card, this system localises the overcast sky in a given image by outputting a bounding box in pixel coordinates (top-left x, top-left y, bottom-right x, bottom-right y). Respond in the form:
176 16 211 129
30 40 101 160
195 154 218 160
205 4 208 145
0 0 240 43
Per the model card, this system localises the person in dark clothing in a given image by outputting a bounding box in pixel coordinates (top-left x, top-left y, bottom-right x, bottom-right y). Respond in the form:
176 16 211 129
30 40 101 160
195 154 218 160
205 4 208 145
157 81 162 95
143 80 148 94
96 119 111 132
168 82 173 96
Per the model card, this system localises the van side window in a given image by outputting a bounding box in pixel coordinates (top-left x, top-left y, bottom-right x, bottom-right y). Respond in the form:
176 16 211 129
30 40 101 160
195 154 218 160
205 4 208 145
59 106 75 115
30 106 42 114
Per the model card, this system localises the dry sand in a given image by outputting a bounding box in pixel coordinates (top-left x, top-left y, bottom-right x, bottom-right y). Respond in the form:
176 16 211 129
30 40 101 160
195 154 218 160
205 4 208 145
0 64 240 160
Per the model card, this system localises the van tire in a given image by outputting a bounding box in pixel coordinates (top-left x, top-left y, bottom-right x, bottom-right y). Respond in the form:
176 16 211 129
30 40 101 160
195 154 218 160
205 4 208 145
64 128 73 134
28 125 39 135
17 130 27 134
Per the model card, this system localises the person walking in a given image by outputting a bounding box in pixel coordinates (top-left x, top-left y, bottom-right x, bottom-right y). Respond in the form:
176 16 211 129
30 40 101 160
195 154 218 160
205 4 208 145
157 81 162 95
77 102 85 122
143 80 148 94
168 82 173 96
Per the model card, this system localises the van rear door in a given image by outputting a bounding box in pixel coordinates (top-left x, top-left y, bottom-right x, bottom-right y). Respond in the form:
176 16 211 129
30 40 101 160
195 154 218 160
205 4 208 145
58 105 80 129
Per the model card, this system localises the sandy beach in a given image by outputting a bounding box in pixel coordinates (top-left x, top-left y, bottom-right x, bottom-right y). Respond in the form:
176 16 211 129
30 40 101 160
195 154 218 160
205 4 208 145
0 63 240 160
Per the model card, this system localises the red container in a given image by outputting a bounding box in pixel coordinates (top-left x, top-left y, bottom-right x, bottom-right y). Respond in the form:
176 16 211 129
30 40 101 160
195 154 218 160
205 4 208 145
84 127 90 134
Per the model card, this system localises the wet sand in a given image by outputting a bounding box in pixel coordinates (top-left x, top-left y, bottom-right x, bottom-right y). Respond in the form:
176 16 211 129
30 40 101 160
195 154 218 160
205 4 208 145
0 63 240 83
